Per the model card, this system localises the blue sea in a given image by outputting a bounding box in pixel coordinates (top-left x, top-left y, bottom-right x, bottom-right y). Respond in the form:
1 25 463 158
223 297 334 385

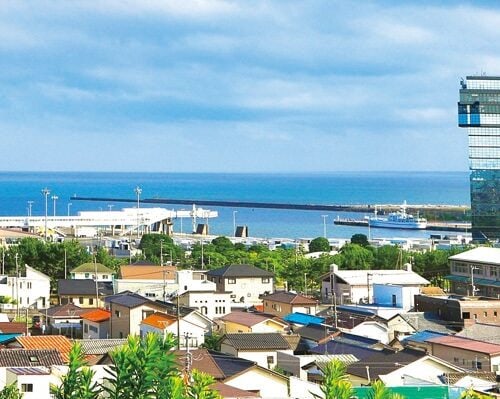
0 171 469 240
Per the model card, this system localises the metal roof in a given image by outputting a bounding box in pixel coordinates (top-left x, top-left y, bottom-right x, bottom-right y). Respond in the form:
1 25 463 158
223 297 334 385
283 312 324 326
449 247 500 265
207 264 274 278
77 339 127 355
401 330 449 344
58 279 114 296
333 269 429 286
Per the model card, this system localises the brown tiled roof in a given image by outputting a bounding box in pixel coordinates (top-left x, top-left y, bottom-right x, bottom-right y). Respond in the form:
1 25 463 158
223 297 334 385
46 303 87 318
444 371 498 385
220 312 278 328
211 382 260 398
223 333 290 351
16 335 73 363
119 265 176 280
0 322 27 334
262 292 318 305
174 349 226 379
0 349 63 367
428 335 500 355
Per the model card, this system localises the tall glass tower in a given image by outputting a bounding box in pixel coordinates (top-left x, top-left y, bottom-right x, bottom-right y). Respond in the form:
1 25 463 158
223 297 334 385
458 76 500 242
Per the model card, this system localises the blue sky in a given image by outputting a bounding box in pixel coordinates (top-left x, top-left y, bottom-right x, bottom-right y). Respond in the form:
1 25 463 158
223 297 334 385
1 0 499 173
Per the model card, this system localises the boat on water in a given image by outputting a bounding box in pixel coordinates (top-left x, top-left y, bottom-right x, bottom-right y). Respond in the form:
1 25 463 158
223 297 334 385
368 201 427 230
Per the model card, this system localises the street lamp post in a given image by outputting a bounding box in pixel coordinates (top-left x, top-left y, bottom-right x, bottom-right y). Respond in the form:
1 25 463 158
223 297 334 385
233 210 238 237
67 202 72 216
134 186 142 238
304 272 308 296
27 201 34 217
41 188 50 241
321 215 328 238
108 204 114 212
51 195 58 217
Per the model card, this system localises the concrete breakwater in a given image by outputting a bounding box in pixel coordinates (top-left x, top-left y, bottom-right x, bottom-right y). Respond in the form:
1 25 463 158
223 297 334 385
70 196 469 215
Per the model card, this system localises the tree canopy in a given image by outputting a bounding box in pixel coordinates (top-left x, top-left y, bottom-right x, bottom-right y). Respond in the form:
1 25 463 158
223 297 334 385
309 237 330 253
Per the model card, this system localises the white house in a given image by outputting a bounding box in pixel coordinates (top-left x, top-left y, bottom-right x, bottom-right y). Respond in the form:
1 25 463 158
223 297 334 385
321 263 429 304
207 265 274 305
81 309 111 339
113 265 177 300
177 290 232 320
70 262 114 282
5 367 51 399
176 269 213 295
0 266 50 309
140 310 212 348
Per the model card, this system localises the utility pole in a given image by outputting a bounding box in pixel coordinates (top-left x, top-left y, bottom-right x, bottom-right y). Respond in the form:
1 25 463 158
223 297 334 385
333 291 338 329
64 249 67 280
366 272 373 304
15 253 19 320
134 186 142 239
41 188 50 241
471 265 479 296
321 215 328 238
94 253 99 308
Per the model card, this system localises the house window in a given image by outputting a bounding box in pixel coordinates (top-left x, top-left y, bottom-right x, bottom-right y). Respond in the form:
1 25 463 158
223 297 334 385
89 298 94 305
494 311 498 317
462 312 470 319
85 273 90 278
79 297 84 304
89 325 98 333
84 324 89 333
228 278 236 284
453 357 459 363
119 332 123 338
21 384 33 393
262 278 270 283
267 356 274 365
473 361 483 370
115 311 121 318
484 312 488 317
102 275 108 280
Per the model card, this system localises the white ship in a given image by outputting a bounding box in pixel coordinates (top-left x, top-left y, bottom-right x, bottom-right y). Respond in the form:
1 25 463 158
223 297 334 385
368 201 427 230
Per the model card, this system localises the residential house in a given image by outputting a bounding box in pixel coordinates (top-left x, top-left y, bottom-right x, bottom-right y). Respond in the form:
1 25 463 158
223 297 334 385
177 289 232 320
446 247 500 297
346 348 426 386
427 335 500 372
321 263 429 304
14 335 73 363
176 269 212 295
219 311 288 334
294 324 338 352
70 262 114 282
140 311 212 348
113 264 177 300
0 266 50 309
414 294 500 328
262 292 318 318
220 332 293 369
175 349 289 399
400 330 450 353
377 355 466 387
0 349 64 368
81 308 111 339
207 264 274 305
45 303 88 338
105 291 212 340
5 367 51 399
58 279 113 308
278 353 358 381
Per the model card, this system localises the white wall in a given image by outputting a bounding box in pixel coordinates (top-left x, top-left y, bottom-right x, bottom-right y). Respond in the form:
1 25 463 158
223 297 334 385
178 291 231 320
73 271 113 282
349 322 389 344
82 319 108 339
0 266 50 309
224 367 289 399
113 279 177 299
6 370 51 399
289 376 323 399
222 277 274 305
373 284 420 311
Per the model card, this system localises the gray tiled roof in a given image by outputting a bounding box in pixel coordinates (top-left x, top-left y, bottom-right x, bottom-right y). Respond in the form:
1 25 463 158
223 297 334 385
46 303 87 317
58 280 114 296
77 339 127 355
104 292 150 308
0 349 64 367
262 291 317 305
223 333 290 350
207 264 274 278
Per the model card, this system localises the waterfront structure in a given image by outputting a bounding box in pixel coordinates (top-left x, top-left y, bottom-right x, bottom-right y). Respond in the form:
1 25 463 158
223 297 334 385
458 76 500 242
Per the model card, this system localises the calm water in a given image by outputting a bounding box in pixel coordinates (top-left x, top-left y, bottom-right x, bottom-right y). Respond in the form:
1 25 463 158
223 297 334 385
0 171 469 239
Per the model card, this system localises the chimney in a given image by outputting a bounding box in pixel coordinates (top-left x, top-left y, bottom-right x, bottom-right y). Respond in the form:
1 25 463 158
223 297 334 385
403 263 412 272
330 263 339 273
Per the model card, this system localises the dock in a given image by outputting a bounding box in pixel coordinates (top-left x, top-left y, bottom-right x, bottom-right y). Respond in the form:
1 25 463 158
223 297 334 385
333 218 471 232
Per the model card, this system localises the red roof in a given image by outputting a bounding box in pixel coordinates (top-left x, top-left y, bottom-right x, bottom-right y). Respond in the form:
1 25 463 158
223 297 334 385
428 335 500 355
141 312 176 329
81 309 111 323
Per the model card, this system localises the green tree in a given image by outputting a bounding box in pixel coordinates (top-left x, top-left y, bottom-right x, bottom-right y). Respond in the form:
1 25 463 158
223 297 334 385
201 332 223 351
318 359 354 399
50 342 99 399
368 380 406 399
139 234 182 265
459 388 492 399
0 383 23 399
187 370 222 399
351 234 370 247
211 236 234 253
335 244 374 270
309 237 330 253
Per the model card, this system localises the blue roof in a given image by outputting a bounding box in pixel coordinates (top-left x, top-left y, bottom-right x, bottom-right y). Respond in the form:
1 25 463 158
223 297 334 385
335 332 380 346
401 330 449 344
283 312 325 325
0 334 21 344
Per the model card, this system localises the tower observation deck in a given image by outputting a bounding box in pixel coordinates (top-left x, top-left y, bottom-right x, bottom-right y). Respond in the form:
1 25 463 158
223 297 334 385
458 76 500 242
